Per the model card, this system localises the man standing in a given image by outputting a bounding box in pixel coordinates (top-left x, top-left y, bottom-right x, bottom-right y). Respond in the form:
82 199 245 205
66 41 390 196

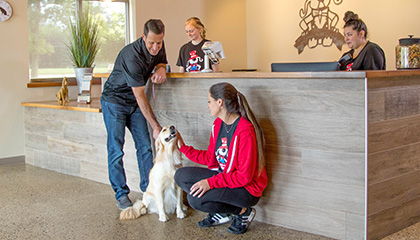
100 19 167 210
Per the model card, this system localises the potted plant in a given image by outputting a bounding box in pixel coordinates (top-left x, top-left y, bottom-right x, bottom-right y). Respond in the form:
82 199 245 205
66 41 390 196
67 9 100 103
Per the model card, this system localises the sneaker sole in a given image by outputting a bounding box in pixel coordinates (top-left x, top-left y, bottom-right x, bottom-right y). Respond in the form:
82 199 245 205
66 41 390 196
227 209 256 234
197 216 231 228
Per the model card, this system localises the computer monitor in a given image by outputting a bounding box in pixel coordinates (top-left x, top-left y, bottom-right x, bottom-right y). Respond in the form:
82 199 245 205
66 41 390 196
271 62 339 72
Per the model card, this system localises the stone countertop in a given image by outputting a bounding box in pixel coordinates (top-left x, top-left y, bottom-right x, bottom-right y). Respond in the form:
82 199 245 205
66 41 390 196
21 98 101 113
97 69 420 79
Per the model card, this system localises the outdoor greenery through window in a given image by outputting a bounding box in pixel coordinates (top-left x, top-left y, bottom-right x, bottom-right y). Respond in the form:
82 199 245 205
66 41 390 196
28 0 129 80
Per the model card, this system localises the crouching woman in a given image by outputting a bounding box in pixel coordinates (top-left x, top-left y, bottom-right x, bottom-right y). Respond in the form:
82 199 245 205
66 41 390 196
174 82 267 234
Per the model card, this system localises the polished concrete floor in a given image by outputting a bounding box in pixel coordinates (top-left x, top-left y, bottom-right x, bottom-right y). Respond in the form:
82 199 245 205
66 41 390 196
0 163 419 240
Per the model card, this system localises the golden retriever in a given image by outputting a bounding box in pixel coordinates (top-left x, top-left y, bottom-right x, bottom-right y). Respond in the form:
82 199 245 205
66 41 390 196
120 126 187 222
56 77 69 105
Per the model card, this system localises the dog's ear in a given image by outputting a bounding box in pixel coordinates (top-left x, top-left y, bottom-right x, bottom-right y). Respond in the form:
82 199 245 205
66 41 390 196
155 136 163 153
172 145 182 166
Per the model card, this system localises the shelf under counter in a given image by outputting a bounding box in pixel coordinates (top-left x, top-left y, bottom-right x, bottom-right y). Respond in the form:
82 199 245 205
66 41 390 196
21 98 101 113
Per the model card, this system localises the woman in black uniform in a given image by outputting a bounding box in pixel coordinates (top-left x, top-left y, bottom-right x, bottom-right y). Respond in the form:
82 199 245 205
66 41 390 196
338 11 386 71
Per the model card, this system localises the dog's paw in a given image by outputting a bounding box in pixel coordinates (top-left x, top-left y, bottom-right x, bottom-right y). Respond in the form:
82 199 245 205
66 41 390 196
120 207 138 220
140 207 147 215
158 214 169 222
177 210 186 219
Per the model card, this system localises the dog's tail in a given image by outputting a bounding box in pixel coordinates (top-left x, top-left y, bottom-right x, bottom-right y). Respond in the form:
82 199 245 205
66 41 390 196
119 200 147 220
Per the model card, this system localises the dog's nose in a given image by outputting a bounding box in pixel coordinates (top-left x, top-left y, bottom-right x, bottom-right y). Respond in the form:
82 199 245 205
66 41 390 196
169 125 176 134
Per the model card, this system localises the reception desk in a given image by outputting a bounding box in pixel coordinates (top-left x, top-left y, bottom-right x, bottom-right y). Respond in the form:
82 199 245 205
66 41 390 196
22 71 420 240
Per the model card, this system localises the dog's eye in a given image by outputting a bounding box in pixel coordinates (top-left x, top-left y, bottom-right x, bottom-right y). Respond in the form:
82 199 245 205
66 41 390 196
162 129 166 132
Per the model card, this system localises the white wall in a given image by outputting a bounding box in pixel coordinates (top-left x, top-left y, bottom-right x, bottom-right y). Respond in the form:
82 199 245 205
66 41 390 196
0 1 101 160
134 0 248 73
246 0 420 72
0 1 29 158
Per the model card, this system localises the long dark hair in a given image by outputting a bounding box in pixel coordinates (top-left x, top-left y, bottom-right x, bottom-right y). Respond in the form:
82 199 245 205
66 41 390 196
210 82 265 174
343 11 368 38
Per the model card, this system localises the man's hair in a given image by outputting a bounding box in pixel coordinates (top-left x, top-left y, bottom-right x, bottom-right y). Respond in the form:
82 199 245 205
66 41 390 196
144 19 165 36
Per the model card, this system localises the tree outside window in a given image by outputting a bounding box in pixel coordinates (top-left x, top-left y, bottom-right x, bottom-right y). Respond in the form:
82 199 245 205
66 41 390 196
27 0 128 79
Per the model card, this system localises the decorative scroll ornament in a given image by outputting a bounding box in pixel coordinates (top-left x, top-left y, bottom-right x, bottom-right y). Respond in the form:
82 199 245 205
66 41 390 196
294 0 344 54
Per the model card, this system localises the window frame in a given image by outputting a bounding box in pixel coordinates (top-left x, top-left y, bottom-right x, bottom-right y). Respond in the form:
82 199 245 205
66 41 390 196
28 0 130 85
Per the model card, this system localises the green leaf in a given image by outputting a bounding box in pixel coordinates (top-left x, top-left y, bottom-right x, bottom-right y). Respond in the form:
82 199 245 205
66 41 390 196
66 8 101 68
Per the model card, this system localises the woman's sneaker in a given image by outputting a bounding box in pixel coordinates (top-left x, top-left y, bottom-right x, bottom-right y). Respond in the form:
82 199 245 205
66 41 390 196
197 213 231 228
227 207 256 234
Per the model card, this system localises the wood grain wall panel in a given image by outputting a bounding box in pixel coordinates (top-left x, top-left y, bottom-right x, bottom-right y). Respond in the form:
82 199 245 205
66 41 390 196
155 110 212 136
368 85 420 123
368 90 385 123
368 115 420 154
384 87 420 120
272 90 365 120
25 133 48 151
302 149 365 185
80 160 109 185
367 76 420 89
155 110 214 151
24 116 64 138
296 78 365 92
368 143 420 185
266 117 365 152
367 197 420 240
63 122 107 145
35 106 87 123
168 87 209 114
238 89 273 118
266 174 365 214
148 88 173 111
346 213 365 240
367 77 420 239
368 170 420 216
255 202 347 240
47 137 98 159
264 145 303 175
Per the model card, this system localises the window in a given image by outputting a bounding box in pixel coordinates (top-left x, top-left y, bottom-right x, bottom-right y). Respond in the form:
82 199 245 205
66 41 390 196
27 0 129 80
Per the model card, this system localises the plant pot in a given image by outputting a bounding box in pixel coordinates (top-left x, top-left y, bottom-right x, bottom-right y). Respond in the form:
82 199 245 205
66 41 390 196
75 67 94 103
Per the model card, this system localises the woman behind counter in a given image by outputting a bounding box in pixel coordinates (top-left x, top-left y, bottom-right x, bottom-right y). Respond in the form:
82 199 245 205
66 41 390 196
339 11 386 71
176 17 219 72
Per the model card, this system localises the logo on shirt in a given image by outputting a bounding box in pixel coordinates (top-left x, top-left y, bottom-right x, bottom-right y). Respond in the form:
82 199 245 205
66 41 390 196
215 137 228 171
345 62 354 71
186 50 203 72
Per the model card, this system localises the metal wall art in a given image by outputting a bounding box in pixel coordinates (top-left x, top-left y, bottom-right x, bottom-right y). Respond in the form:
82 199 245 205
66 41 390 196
294 0 344 54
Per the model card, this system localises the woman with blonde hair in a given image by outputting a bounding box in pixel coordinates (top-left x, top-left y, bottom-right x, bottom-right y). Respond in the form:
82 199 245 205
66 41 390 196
175 82 267 234
176 17 219 72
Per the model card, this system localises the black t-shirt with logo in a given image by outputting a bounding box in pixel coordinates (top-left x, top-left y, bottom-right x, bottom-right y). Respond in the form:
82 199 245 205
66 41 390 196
176 39 212 72
101 37 167 106
215 117 241 173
